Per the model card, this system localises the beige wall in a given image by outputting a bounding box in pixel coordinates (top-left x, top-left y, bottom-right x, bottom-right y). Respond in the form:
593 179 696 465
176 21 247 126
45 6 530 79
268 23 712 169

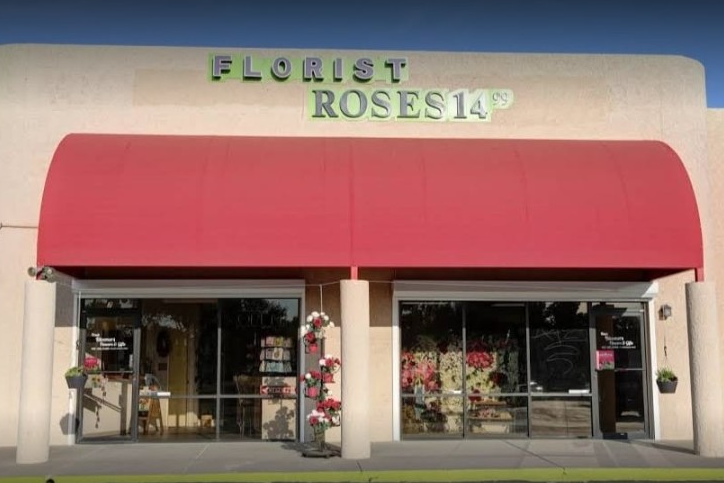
707 108 724 415
0 229 38 446
0 44 718 445
653 272 696 439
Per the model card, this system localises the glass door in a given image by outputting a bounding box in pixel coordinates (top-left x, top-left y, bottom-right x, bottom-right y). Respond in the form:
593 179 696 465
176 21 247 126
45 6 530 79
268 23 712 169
592 303 649 439
78 299 140 442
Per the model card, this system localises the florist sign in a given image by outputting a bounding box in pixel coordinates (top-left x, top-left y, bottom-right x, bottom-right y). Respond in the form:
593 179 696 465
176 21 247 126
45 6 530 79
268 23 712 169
209 53 514 122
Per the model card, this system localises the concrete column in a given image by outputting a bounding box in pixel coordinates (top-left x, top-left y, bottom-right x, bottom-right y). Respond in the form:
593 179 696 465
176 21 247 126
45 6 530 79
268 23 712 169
685 281 724 457
16 280 57 464
340 279 370 459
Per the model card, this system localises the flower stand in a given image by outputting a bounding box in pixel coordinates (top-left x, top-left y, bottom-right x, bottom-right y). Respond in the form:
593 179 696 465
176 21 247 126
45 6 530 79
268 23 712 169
301 311 341 458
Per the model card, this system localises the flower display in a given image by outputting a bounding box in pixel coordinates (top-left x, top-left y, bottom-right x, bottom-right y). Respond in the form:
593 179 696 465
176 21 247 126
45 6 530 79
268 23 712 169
319 355 341 373
303 332 319 353
401 332 520 433
300 369 323 385
466 340 494 370
300 310 342 446
401 350 440 392
302 311 335 353
307 409 333 432
316 397 342 420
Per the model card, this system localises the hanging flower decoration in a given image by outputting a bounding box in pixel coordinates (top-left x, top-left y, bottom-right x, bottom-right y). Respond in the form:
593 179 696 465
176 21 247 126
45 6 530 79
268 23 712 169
303 332 319 354
300 310 343 445
316 397 342 426
300 370 323 385
300 370 323 398
307 409 333 433
302 311 334 354
320 355 341 373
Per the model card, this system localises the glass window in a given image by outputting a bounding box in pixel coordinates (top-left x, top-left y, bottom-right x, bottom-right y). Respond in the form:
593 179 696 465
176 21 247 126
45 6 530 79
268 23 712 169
83 316 136 374
219 298 300 440
400 302 463 395
530 396 592 437
465 303 527 395
467 395 528 438
79 297 301 442
401 395 464 438
400 302 463 437
529 302 591 393
83 298 138 310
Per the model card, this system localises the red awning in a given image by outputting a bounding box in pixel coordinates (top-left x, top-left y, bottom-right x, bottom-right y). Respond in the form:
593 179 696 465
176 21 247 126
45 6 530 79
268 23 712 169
38 134 703 275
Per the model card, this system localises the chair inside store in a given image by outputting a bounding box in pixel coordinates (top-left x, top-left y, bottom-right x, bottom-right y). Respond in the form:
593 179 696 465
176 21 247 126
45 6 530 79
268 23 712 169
138 387 164 436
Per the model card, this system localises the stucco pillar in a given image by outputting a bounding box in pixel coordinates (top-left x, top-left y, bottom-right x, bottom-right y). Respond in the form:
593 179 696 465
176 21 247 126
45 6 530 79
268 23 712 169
686 281 724 457
340 279 370 459
16 280 57 464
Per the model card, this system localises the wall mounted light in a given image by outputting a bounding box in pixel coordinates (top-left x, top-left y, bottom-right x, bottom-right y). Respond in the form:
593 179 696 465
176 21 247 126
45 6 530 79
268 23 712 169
659 304 672 320
27 266 54 281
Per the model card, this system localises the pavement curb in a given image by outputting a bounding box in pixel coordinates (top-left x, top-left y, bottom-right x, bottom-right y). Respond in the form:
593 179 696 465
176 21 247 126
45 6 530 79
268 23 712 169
3 468 724 483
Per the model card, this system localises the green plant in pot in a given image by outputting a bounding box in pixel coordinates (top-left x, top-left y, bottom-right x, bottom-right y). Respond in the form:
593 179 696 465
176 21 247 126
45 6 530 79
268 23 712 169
64 366 88 390
656 367 678 394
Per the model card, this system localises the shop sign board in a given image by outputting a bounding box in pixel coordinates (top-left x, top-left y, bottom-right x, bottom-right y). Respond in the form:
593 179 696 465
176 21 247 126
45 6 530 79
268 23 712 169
596 349 615 370
259 376 296 396
600 332 637 350
209 54 514 122
89 332 129 351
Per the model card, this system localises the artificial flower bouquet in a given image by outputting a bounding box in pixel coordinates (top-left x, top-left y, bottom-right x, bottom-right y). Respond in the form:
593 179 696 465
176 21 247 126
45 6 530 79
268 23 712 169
302 311 335 353
319 354 341 382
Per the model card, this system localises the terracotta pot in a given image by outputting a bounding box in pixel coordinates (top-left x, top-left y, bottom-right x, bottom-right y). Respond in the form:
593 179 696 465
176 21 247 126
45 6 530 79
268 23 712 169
306 343 318 354
305 386 319 398
323 372 334 384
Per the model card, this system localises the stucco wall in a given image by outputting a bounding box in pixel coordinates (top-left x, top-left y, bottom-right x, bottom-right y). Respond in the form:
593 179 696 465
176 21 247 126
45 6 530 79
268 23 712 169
0 43 715 445
707 108 724 416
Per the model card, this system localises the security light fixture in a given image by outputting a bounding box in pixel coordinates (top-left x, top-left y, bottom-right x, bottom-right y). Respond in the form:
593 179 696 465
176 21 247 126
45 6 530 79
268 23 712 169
27 266 54 281
660 304 672 320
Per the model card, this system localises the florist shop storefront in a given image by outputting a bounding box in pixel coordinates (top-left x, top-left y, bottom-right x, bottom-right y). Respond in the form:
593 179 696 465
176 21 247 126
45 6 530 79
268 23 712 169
31 134 703 446
6 45 723 463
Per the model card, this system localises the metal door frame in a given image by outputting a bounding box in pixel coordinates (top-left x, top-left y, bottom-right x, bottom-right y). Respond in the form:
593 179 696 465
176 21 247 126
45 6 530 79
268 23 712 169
589 302 651 439
76 305 142 443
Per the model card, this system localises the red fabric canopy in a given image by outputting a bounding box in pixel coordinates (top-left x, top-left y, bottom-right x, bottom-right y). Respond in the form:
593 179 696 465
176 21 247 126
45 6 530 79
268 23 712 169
38 134 703 274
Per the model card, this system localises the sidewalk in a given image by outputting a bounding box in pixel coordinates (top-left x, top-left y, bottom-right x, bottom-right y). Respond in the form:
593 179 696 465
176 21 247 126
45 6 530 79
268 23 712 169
1 439 724 482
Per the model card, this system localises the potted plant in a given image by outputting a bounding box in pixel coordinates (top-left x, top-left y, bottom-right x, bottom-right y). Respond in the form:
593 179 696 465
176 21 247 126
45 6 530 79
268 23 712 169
64 366 87 390
656 367 678 394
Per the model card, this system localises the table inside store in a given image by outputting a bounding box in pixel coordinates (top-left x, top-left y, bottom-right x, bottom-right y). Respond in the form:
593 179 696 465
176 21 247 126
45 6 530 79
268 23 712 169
467 399 515 434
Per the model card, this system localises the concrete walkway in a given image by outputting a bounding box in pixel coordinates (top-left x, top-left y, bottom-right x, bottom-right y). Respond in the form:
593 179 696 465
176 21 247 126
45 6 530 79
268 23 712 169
1 440 724 482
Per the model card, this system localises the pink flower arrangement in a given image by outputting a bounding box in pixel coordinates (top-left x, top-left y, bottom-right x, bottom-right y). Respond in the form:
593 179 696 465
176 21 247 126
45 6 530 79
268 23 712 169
303 331 319 353
400 351 439 392
319 355 341 373
301 310 342 438
302 311 335 354
307 409 333 432
317 397 342 416
466 340 494 371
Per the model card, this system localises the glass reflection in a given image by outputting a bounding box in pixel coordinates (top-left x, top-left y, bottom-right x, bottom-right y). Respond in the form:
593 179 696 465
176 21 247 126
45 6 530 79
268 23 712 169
467 395 528 437
465 303 527 395
530 397 592 437
401 396 464 437
529 302 591 393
